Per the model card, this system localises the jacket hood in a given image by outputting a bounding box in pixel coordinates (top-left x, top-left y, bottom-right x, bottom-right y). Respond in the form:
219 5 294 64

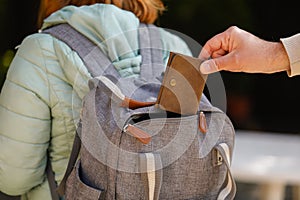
42 4 143 77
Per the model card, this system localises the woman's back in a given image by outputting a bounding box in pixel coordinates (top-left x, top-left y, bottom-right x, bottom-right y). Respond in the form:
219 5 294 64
0 3 192 199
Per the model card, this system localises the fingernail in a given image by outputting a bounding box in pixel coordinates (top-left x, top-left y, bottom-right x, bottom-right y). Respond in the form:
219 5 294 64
200 62 211 74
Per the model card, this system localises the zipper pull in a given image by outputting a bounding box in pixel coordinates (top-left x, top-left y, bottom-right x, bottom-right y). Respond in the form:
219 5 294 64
199 111 207 134
123 124 151 144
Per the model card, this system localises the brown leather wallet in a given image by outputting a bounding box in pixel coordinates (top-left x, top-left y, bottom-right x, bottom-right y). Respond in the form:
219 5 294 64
101 52 207 115
155 52 207 115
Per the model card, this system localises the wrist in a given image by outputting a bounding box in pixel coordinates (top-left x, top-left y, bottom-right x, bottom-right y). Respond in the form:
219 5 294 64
270 42 290 73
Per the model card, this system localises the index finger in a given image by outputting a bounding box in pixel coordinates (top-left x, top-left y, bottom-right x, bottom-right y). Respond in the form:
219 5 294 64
198 32 228 60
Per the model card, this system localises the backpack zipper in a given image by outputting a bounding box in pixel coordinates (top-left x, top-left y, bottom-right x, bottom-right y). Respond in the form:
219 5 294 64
199 111 207 134
123 123 151 144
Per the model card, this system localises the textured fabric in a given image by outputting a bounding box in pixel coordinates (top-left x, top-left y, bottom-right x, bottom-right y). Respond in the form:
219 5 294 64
58 23 235 199
0 4 192 200
74 85 235 199
280 33 300 77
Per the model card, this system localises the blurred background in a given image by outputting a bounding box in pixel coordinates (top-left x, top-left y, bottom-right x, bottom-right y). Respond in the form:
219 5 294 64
158 0 300 134
0 0 300 199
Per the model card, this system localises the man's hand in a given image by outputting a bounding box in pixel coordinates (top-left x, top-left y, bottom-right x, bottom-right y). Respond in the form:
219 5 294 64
199 26 290 74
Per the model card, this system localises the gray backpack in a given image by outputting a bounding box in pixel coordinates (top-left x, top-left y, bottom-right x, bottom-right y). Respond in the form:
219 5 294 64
44 23 236 200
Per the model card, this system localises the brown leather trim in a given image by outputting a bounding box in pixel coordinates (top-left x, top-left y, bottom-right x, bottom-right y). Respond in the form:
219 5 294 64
121 97 156 110
199 112 207 134
125 124 151 144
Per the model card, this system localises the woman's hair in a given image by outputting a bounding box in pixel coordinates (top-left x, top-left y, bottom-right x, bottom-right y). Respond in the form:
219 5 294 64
37 0 165 28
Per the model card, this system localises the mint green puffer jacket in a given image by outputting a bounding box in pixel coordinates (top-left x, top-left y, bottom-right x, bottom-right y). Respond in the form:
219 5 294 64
0 4 192 200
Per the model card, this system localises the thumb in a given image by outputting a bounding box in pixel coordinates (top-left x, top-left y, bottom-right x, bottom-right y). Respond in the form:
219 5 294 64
200 55 233 74
200 59 219 74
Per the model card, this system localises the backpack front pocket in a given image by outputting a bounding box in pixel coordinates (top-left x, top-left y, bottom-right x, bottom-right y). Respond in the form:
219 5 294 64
65 160 103 200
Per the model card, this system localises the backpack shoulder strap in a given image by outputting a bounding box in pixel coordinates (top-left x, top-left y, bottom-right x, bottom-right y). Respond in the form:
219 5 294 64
46 152 60 200
43 23 109 77
138 23 164 80
56 124 82 196
0 192 20 200
43 23 164 80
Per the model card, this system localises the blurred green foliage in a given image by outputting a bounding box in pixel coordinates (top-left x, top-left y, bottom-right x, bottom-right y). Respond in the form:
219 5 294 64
0 50 15 91
0 0 37 91
0 0 9 52
0 0 10 91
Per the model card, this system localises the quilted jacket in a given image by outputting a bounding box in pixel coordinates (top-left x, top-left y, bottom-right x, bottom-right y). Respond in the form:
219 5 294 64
0 4 192 200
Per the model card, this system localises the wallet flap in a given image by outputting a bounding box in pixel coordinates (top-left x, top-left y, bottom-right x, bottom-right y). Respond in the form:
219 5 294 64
156 52 207 115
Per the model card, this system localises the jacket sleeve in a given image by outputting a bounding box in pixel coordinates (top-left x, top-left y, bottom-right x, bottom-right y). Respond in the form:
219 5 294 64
0 34 51 195
280 33 300 77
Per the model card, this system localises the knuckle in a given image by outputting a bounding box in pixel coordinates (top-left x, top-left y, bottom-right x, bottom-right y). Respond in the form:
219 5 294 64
228 26 241 35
